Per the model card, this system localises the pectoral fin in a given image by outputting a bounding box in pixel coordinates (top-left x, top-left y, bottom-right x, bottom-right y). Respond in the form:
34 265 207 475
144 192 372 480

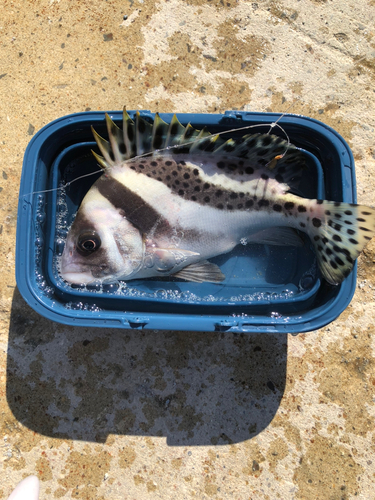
150 248 200 272
173 261 225 283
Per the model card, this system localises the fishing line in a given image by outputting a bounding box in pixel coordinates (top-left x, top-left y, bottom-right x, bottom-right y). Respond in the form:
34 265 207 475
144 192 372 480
104 118 294 163
21 169 105 199
112 95 303 164
22 101 300 200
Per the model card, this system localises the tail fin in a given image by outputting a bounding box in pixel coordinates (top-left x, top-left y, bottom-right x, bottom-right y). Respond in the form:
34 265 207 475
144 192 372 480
308 201 375 285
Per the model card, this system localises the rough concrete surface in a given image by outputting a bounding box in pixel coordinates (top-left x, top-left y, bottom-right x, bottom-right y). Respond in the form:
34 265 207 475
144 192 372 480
1 0 375 498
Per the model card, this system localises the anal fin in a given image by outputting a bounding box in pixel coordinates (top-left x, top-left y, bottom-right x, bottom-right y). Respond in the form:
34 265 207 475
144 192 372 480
246 227 304 247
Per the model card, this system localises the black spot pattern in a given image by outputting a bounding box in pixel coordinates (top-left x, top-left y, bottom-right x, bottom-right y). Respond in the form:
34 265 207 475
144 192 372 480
114 130 307 213
124 156 270 211
170 122 179 135
312 218 321 227
258 199 269 207
335 256 344 266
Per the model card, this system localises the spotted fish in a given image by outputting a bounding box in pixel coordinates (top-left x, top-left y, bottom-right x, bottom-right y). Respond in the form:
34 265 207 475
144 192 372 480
59 108 375 286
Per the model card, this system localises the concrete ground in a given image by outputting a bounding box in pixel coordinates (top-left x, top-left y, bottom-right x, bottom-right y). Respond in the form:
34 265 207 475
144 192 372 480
1 0 375 498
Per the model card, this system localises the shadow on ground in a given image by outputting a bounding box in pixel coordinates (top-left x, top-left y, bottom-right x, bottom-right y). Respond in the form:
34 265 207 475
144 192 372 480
7 288 288 445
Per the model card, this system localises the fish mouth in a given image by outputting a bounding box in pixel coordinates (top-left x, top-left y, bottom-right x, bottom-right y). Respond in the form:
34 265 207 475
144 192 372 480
59 256 98 285
59 245 100 284
60 270 97 285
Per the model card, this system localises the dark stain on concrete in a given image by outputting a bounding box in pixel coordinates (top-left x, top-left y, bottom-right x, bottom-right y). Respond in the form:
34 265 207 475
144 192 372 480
7 288 287 446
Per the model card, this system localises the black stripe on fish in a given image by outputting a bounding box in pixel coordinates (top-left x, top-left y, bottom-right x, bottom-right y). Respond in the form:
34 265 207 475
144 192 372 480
96 175 170 235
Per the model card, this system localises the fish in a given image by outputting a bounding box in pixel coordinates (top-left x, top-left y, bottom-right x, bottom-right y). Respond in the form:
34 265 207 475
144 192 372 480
59 108 375 286
6 475 40 500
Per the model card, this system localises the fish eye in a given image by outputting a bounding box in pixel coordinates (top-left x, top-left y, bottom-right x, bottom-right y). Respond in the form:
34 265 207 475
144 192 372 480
77 232 101 255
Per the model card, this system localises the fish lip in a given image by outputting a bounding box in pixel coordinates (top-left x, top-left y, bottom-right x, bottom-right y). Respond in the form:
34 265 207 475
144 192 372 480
59 256 97 284
59 266 98 285
59 245 102 284
60 270 96 285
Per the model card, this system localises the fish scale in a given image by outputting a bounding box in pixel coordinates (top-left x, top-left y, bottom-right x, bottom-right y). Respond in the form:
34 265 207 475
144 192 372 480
59 108 375 286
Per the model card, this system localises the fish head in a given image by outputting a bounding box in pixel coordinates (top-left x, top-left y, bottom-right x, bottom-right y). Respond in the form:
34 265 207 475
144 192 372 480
59 187 144 285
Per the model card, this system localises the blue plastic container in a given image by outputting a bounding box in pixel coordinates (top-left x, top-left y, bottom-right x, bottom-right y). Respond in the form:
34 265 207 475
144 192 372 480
16 110 357 333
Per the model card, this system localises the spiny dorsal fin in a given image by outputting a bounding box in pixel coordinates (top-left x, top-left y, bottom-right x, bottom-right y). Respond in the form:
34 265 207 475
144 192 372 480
105 113 125 164
91 126 115 167
135 111 153 156
187 126 216 154
152 113 169 151
90 149 109 169
181 122 200 142
123 108 136 159
165 114 186 147
91 108 306 193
